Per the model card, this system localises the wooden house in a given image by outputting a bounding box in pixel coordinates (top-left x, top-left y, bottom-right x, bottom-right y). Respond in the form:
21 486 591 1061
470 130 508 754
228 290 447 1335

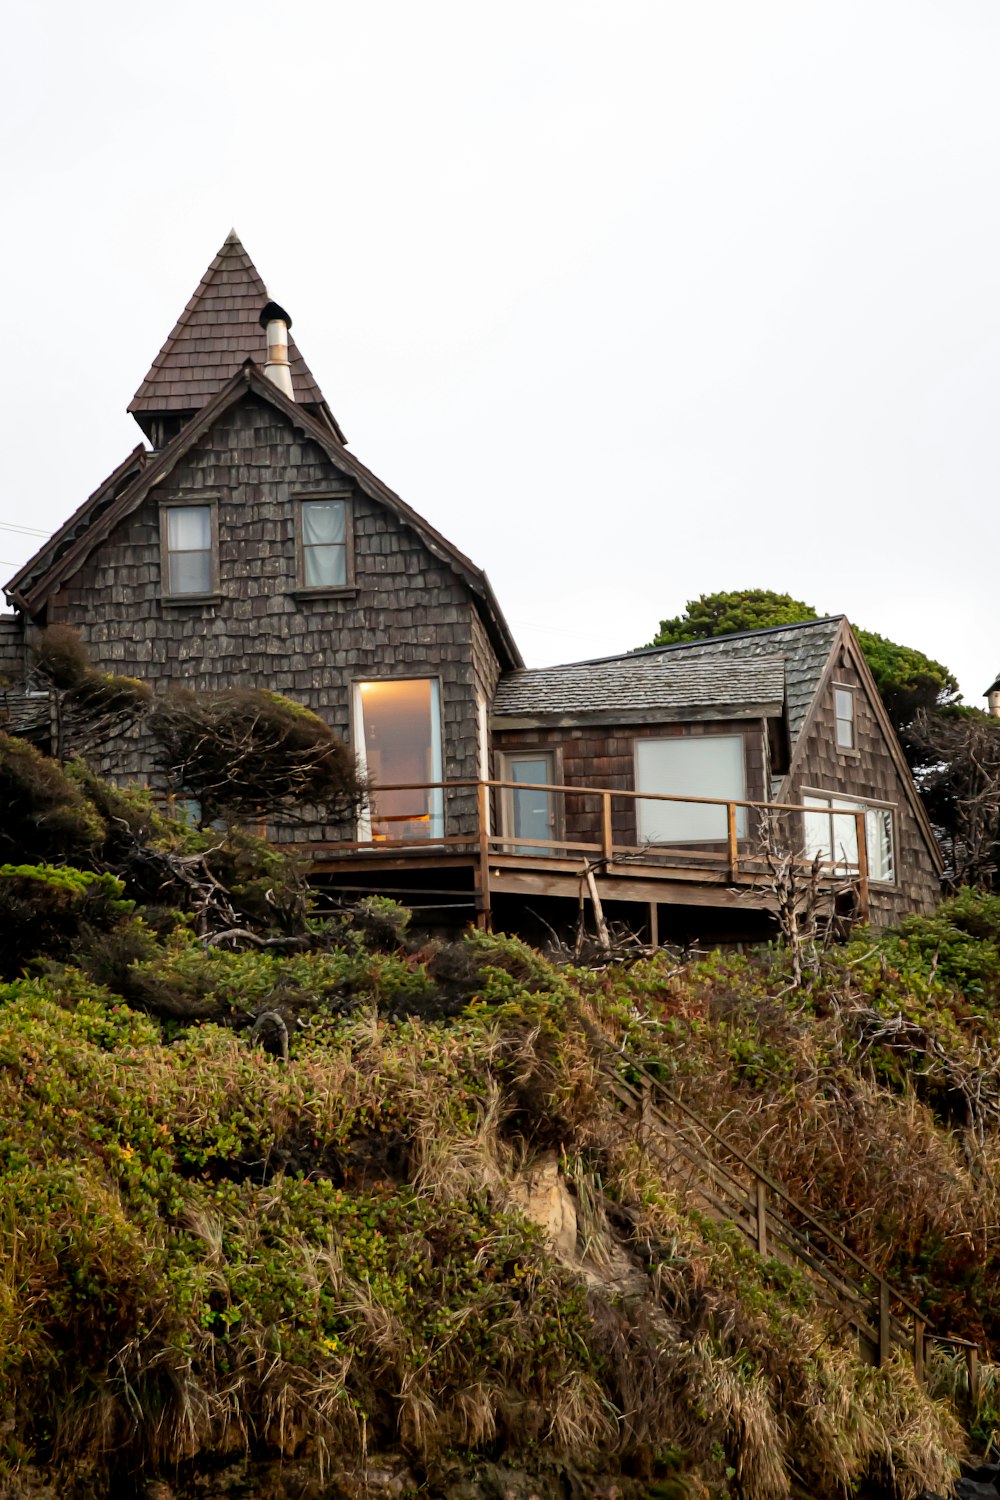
1 234 943 941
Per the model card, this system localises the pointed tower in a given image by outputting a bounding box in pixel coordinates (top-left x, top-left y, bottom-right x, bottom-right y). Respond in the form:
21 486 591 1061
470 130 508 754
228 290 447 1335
127 230 344 447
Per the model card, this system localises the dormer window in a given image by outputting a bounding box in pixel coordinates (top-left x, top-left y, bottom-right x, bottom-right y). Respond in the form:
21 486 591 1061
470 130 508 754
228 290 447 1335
160 501 218 598
296 494 353 592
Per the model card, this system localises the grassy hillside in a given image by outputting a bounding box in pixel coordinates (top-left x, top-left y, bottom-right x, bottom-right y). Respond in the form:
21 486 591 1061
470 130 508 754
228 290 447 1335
0 735 997 1499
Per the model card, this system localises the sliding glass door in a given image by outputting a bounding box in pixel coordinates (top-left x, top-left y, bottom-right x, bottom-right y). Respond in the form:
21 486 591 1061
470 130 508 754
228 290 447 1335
353 679 444 840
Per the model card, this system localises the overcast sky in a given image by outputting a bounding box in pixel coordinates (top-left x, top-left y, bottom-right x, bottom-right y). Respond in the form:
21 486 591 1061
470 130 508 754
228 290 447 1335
3 2 998 700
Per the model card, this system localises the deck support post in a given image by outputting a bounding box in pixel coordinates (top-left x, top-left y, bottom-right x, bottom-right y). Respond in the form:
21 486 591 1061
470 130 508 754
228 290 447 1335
476 781 492 932
854 810 870 922
601 792 614 864
727 801 739 882
648 901 659 951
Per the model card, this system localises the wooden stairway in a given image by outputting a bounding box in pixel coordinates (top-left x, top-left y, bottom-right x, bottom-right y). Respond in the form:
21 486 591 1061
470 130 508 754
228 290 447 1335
605 1057 981 1392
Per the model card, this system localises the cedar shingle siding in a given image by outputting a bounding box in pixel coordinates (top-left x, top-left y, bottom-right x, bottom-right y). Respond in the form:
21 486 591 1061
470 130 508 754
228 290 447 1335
787 659 941 922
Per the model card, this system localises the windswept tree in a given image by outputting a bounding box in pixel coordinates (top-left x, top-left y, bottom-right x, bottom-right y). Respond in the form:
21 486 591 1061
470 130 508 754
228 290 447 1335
907 708 1000 889
148 687 367 827
30 624 152 759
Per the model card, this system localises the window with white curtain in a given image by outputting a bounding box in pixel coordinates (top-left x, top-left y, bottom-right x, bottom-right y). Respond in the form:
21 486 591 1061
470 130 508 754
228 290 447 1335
163 504 213 595
300 498 349 588
802 793 895 883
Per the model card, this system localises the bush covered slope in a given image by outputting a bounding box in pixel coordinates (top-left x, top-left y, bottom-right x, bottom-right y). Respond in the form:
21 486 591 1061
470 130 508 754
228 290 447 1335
0 733 995 1500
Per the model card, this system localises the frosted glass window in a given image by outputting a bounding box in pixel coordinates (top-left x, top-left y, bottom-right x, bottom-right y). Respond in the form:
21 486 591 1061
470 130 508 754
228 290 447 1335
834 688 855 749
635 736 746 843
165 505 212 595
354 679 443 840
302 499 347 587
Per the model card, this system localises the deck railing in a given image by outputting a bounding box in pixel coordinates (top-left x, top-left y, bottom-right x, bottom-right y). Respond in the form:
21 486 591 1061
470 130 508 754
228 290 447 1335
308 778 873 917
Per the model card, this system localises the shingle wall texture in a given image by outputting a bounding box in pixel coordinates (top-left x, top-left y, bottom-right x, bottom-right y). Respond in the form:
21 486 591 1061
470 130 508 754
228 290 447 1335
786 660 941 920
47 395 501 839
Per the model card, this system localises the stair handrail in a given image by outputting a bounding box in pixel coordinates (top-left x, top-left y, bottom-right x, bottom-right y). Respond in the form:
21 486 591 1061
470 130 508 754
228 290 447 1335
601 1048 982 1375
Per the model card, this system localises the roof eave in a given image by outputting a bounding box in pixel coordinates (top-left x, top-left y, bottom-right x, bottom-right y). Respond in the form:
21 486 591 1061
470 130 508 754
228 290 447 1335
491 699 784 731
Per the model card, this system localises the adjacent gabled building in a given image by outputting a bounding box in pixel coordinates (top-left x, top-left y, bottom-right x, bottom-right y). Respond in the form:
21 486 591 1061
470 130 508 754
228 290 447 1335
1 234 943 938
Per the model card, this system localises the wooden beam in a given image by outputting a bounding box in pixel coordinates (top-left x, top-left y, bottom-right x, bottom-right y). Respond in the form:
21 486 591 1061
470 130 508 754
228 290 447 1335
477 780 492 932
488 867 779 910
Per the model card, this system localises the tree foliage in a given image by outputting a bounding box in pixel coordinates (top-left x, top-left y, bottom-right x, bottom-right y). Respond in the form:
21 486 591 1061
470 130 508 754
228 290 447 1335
648 589 819 645
646 588 959 732
0 733 106 862
31 624 152 758
148 686 367 825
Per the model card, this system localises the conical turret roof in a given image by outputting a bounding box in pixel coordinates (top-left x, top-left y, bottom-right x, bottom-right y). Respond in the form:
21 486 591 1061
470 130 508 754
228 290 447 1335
128 231 334 424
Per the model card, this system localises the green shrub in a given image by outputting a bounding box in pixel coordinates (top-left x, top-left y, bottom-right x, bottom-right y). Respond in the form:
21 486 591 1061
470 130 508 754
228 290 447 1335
0 735 105 863
0 864 134 979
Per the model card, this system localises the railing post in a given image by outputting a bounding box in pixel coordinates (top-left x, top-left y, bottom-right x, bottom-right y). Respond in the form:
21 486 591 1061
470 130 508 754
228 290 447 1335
967 1344 980 1411
755 1177 768 1257
912 1316 924 1384
476 780 492 932
854 809 870 922
727 802 739 882
878 1280 891 1367
601 791 614 864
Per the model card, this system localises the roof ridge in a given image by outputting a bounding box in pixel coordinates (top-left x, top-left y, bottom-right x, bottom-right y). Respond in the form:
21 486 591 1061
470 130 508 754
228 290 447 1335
504 650 788 679
565 615 846 669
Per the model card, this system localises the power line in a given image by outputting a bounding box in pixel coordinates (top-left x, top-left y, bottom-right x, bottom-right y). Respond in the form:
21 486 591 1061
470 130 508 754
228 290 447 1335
0 521 49 538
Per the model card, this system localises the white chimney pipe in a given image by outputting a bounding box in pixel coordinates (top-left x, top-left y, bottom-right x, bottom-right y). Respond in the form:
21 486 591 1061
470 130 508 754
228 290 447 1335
259 300 294 400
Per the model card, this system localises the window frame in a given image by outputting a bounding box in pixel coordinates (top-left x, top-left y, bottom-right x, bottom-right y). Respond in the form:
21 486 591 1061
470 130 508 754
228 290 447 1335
159 496 220 603
350 675 446 842
832 682 858 754
497 746 565 850
800 786 896 886
633 732 748 845
294 490 355 596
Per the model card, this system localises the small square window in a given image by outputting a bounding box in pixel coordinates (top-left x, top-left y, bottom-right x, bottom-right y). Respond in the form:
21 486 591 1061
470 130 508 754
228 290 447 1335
834 687 855 749
300 498 349 588
163 504 214 596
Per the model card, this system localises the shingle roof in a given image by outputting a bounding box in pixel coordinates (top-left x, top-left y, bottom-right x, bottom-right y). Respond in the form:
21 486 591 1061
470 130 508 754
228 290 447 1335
493 654 786 719
493 617 844 744
128 231 329 417
623 617 844 744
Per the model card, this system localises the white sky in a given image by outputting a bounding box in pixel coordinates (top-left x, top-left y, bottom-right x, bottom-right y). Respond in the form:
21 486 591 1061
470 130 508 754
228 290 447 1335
2 1 998 700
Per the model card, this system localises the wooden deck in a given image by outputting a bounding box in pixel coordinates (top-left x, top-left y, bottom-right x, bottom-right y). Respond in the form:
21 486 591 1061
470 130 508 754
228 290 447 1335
304 778 871 935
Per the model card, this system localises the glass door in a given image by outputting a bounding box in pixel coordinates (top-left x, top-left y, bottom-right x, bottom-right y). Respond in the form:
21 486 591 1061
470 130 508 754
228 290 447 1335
501 753 557 855
353 679 444 840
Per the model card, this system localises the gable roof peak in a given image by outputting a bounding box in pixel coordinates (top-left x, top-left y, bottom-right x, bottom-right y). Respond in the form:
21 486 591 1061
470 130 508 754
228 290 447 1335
127 232 345 442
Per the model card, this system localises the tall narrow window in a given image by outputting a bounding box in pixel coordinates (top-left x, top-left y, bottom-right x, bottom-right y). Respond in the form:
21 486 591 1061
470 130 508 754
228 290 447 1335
164 505 213 595
354 679 443 840
301 498 348 588
834 687 855 749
